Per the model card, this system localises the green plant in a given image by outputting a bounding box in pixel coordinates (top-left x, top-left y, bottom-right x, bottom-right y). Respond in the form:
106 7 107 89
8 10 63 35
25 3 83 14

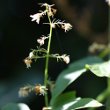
20 3 72 109
18 2 105 110
16 3 105 110
2 1 110 110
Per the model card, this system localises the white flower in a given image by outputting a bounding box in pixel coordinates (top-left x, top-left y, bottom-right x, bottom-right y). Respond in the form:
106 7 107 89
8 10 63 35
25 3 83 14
19 86 32 97
51 23 56 28
37 36 48 46
37 38 45 46
106 0 110 5
61 23 72 32
30 13 43 24
48 7 56 17
34 85 48 95
40 3 56 17
29 52 34 59
24 57 32 68
61 54 70 64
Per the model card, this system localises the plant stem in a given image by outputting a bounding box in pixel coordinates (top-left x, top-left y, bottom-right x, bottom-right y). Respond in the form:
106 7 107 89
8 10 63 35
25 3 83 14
44 6 53 107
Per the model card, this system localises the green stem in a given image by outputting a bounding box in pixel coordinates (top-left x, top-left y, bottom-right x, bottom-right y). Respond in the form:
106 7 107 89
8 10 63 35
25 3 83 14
44 6 53 107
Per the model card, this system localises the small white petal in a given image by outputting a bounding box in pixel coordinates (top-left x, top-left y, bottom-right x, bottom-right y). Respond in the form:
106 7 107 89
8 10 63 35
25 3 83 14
29 52 34 59
30 13 42 24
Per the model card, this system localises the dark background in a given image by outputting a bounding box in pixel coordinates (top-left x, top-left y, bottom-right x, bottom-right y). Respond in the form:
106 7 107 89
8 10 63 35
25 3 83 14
0 0 108 109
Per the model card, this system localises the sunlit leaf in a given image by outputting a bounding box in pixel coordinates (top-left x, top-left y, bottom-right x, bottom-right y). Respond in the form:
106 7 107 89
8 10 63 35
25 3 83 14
50 69 86 105
52 96 103 110
69 56 103 70
51 91 76 109
17 103 30 110
86 60 110 78
50 56 103 105
68 98 103 110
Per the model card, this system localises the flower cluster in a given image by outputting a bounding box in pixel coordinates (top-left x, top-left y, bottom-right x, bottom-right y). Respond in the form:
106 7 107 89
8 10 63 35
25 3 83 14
30 3 72 32
22 3 72 109
23 3 72 68
24 35 70 68
44 19 72 32
19 84 48 97
30 3 56 24
24 51 70 68
52 54 70 64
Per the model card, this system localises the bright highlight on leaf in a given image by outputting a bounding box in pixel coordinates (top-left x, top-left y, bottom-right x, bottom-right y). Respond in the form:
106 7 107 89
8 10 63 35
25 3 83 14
18 103 30 110
85 60 110 78
50 69 86 105
51 92 103 110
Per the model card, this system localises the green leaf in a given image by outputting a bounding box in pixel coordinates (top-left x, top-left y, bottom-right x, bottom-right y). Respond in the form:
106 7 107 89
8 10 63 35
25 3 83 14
86 60 110 78
69 56 103 70
50 69 86 105
52 96 103 110
68 98 103 110
50 56 103 105
51 91 76 109
52 95 103 110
